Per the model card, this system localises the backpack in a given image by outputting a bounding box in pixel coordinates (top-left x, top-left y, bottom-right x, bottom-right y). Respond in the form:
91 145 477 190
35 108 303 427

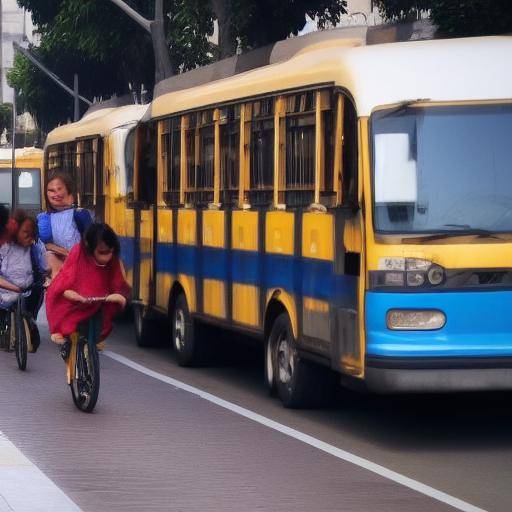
37 208 92 245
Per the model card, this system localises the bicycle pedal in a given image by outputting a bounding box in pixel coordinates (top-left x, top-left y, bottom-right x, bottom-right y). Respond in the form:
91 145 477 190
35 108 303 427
60 341 71 361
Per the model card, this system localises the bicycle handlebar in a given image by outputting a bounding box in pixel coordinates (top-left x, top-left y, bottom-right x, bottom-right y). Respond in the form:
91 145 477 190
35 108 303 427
83 296 108 304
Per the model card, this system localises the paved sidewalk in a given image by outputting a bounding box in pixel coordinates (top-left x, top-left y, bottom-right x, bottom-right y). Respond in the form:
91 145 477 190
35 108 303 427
0 332 463 512
0 432 80 512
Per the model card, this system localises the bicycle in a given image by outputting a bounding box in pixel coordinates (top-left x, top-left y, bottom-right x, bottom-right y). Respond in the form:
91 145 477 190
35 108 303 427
64 297 105 413
0 285 35 371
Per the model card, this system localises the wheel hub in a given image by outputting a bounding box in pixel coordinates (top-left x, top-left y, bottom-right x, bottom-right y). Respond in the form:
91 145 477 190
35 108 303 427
277 333 294 384
174 309 185 351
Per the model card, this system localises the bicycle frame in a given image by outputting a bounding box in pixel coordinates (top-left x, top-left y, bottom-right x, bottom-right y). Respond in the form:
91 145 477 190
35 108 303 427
66 312 102 384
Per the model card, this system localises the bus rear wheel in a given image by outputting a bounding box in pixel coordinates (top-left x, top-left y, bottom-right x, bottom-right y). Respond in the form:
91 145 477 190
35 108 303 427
267 312 328 408
133 304 156 347
171 293 205 367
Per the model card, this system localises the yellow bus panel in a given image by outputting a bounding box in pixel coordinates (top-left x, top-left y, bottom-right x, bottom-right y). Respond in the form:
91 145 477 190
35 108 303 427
178 209 197 245
302 212 334 261
265 211 294 255
232 211 259 251
158 209 173 243
232 283 259 327
202 210 225 248
203 278 226 318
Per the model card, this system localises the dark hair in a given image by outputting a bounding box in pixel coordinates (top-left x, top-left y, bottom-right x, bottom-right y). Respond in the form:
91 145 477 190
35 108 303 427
83 223 120 257
0 204 8 236
46 170 75 196
13 209 37 239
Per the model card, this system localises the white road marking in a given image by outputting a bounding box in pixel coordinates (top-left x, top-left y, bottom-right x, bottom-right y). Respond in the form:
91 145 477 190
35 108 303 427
105 350 486 512
0 432 81 512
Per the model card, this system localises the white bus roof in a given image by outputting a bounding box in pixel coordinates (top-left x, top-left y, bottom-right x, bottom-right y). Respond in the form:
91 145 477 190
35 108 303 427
151 35 512 118
45 104 149 147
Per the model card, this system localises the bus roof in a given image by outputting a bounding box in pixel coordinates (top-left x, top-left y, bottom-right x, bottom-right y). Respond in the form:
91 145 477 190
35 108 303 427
151 34 512 118
0 147 43 168
45 104 149 147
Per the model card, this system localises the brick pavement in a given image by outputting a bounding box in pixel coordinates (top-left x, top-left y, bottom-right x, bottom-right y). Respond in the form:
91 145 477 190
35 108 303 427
0 332 459 512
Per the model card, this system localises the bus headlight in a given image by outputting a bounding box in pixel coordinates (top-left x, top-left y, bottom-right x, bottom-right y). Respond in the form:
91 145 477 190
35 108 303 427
371 258 446 289
406 271 425 287
427 265 445 285
386 309 446 330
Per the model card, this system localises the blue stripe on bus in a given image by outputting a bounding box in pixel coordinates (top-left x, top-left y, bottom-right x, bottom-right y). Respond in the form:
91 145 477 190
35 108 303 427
202 247 228 281
231 251 260 285
366 290 512 357
151 241 357 308
119 236 135 270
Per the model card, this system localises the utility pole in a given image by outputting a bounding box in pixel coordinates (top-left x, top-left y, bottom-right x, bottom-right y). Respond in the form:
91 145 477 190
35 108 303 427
11 88 16 211
74 73 79 122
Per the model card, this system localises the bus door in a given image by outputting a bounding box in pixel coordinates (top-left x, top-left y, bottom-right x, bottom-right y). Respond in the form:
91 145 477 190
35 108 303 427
133 123 157 305
94 138 105 222
76 137 104 221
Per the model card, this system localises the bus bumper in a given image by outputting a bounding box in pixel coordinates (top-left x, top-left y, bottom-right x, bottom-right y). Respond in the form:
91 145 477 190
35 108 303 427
364 357 512 392
364 290 512 392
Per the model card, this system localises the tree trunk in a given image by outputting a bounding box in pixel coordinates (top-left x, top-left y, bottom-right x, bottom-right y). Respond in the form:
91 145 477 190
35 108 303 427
109 0 174 83
151 0 174 81
211 0 236 59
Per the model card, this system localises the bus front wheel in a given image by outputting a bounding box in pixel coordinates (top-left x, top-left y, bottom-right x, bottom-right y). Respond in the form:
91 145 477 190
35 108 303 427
267 312 319 408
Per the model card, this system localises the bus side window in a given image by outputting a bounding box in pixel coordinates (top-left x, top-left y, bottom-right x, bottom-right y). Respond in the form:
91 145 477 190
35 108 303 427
47 142 77 187
184 110 214 207
198 110 214 206
125 128 136 204
342 98 358 210
220 105 240 207
76 138 97 208
137 123 157 205
162 117 181 206
283 91 316 208
249 98 274 207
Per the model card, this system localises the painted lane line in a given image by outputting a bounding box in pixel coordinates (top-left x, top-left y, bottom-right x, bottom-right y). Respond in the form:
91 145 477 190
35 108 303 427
0 432 81 512
105 350 486 512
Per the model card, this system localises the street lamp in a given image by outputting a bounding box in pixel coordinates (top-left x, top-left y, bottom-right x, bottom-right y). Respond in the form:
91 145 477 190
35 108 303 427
11 88 16 212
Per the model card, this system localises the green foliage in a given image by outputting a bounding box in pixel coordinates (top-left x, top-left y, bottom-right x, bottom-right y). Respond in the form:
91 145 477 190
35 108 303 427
0 103 13 142
12 0 347 132
167 0 215 71
233 0 348 50
375 0 512 36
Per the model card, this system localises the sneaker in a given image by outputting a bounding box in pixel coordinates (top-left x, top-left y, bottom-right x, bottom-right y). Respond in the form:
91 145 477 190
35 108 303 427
27 318 40 353
60 341 71 361
96 340 106 352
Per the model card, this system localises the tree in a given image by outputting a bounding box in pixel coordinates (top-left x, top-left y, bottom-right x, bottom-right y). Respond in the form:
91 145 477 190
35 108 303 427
108 0 173 81
374 0 512 36
0 104 13 144
10 0 212 130
207 0 348 58
13 0 347 131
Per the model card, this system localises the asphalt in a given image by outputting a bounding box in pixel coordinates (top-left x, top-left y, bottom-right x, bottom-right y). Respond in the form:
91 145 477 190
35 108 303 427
0 321 461 512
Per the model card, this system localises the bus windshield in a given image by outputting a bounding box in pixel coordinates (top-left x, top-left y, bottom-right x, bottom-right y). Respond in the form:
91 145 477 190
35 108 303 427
371 104 512 234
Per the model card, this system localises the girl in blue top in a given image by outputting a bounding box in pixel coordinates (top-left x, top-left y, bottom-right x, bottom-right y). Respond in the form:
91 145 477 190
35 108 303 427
37 171 92 278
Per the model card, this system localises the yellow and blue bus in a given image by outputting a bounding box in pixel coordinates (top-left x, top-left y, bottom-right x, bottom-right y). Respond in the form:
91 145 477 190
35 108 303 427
44 102 149 286
0 147 43 214
47 31 512 407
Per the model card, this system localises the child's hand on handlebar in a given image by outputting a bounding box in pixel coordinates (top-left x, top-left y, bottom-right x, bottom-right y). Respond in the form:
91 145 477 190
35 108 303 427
105 293 126 308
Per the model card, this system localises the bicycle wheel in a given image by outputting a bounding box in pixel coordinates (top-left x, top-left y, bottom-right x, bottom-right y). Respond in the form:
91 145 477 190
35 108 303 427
70 336 100 412
14 309 28 371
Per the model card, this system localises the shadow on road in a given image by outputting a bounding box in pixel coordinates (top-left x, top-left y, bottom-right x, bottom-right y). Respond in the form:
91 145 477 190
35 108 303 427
117 315 512 454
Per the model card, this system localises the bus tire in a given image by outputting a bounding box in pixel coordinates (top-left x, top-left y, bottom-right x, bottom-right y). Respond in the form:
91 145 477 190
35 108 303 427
133 304 156 347
268 312 321 409
171 293 203 367
264 335 277 396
